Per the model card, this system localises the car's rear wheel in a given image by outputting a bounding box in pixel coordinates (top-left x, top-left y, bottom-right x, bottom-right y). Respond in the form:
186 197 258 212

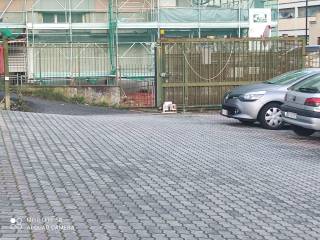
292 126 315 136
258 103 284 130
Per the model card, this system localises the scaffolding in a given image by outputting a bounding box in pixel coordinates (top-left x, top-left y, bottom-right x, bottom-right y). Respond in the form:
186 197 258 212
0 0 279 41
0 0 279 81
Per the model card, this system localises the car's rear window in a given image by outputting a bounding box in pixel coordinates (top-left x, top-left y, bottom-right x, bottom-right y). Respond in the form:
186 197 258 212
291 74 320 93
265 70 311 85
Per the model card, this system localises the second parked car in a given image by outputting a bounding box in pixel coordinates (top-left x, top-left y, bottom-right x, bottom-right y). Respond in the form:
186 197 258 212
221 68 320 129
282 74 320 136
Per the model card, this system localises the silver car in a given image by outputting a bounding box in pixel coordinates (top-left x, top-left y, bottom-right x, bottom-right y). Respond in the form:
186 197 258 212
221 69 320 130
282 74 320 136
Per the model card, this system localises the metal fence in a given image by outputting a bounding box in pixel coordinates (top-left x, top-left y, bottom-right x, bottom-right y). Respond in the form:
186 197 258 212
8 41 27 87
0 41 27 88
1 41 156 107
120 77 155 107
1 38 306 109
29 43 114 86
156 38 305 108
305 50 320 68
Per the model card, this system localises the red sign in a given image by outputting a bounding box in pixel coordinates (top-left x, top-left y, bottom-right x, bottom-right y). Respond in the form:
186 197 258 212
0 46 4 74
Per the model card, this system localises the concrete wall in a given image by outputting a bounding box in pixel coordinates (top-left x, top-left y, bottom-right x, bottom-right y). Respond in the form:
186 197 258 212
309 13 320 45
0 0 25 11
279 17 316 36
278 0 320 37
63 86 120 106
0 0 109 11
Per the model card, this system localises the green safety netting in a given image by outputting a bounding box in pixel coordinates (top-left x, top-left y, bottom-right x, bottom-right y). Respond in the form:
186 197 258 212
160 8 249 23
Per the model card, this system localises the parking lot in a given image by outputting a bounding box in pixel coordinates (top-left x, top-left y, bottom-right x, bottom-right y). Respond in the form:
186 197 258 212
0 110 320 240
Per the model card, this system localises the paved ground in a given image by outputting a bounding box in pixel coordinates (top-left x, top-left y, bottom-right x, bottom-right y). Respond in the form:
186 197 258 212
0 110 320 240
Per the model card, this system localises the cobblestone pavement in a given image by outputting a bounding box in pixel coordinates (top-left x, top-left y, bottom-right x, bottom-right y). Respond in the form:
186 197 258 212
0 111 320 240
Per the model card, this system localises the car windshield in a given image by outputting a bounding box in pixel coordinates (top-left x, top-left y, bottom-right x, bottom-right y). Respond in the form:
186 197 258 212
264 70 311 85
291 74 320 93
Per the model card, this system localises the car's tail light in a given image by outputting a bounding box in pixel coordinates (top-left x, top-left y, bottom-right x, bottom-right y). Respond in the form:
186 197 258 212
304 98 320 107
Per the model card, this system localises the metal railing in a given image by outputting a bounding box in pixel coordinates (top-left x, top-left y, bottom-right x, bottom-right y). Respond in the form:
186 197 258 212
27 43 113 86
3 41 156 107
24 42 155 86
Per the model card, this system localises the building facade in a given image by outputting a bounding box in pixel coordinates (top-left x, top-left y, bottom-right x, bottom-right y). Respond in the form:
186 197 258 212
278 0 320 39
309 13 320 44
0 0 278 79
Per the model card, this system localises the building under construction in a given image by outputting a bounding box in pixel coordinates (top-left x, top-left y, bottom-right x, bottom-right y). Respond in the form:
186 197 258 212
1 0 278 81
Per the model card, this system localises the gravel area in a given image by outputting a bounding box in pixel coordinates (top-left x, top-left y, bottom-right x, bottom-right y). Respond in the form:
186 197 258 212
0 93 133 115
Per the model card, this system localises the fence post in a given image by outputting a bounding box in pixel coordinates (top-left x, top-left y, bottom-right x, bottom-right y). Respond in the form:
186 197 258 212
302 40 306 68
184 42 189 111
39 47 42 83
4 37 10 110
156 43 163 108
78 46 81 78
182 42 186 111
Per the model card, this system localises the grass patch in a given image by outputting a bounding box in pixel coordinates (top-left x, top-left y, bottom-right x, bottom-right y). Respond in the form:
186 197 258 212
11 99 32 112
24 88 68 102
17 86 122 109
69 95 85 104
20 87 85 105
11 92 32 112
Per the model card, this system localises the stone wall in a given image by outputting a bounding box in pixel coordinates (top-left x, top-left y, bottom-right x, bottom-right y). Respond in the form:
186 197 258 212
61 86 120 106
23 86 121 107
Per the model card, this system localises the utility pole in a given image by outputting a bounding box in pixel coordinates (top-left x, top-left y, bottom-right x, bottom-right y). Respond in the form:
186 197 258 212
198 0 201 38
238 0 241 38
305 0 308 45
3 37 10 110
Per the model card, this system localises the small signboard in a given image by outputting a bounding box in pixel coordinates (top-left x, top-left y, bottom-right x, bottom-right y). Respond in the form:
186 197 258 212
249 8 272 38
